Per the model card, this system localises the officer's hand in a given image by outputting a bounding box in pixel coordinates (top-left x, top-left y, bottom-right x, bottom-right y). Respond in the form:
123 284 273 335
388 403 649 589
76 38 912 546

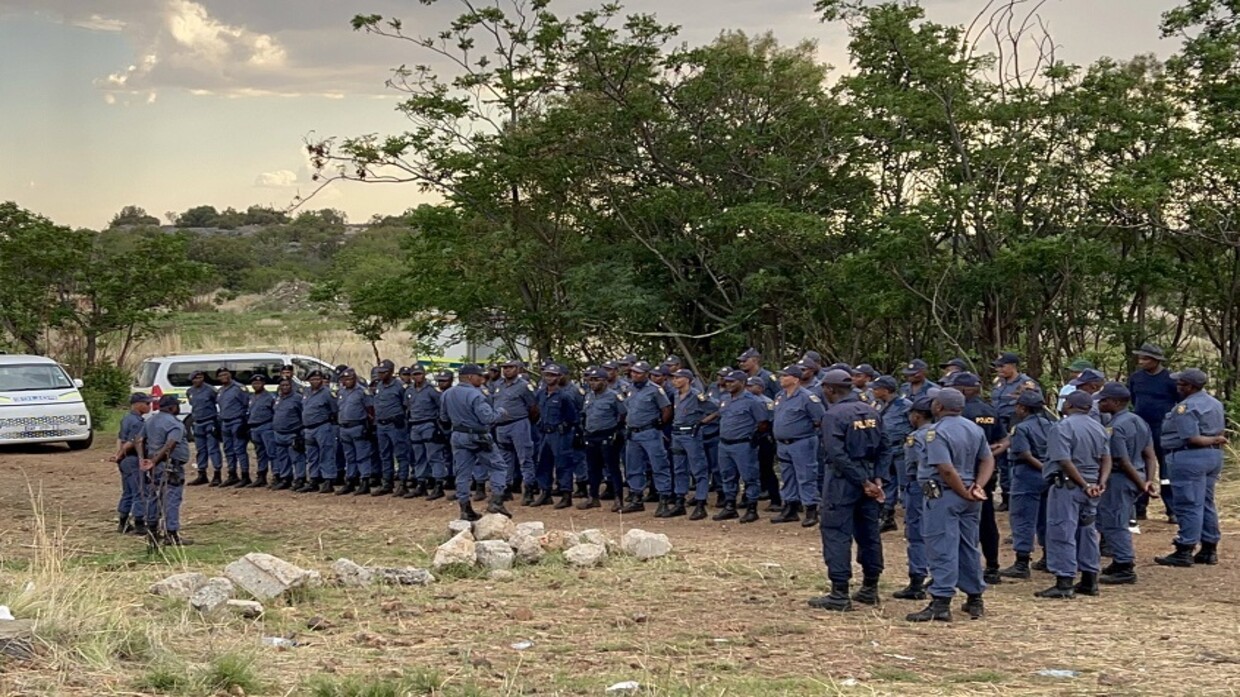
140 459 155 472
1143 481 1160 498
967 483 986 501
1085 484 1103 498
1215 435 1229 446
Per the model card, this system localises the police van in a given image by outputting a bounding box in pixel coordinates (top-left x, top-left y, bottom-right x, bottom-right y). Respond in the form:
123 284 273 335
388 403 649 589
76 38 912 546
0 355 93 450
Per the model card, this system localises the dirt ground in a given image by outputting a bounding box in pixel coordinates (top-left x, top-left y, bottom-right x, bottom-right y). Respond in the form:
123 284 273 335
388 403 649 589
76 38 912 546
2 442 1239 696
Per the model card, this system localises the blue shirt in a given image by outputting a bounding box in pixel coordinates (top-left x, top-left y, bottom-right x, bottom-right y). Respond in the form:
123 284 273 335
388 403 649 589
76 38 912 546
963 397 1005 444
672 388 718 428
1010 413 1051 464
1160 389 1226 451
216 382 249 422
625 380 670 429
273 391 303 433
991 373 1037 426
1127 368 1178 430
717 391 770 441
302 385 338 427
440 384 504 431
1108 410 1152 477
404 382 441 422
771 387 826 441
921 414 989 484
372 378 406 421
493 377 537 423
337 384 371 423
535 386 579 431
186 384 218 423
247 390 275 425
899 379 940 400
877 396 913 476
143 411 189 463
822 393 884 484
749 368 779 399
119 411 145 462
583 388 626 432
903 424 930 482
1045 413 1109 482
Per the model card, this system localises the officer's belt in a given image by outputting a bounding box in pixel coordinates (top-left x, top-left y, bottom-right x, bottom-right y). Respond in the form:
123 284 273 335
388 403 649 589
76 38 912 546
585 428 617 439
339 420 366 428
672 425 697 434
221 416 246 423
377 416 405 426
627 423 660 433
409 418 438 426
452 425 489 435
775 436 809 445
247 420 272 427
496 416 529 426
1169 444 1221 454
304 421 331 430
721 437 753 445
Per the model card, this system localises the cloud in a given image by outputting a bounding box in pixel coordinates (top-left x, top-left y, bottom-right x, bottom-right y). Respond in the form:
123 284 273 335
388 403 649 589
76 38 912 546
254 169 298 188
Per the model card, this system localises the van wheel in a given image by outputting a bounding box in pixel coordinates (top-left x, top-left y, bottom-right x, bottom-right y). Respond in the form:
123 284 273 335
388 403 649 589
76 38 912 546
67 432 94 451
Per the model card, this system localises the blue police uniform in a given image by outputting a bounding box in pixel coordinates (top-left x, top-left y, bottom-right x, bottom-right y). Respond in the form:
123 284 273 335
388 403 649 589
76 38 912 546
440 382 507 503
141 411 190 533
1009 412 1051 558
751 368 779 399
670 387 718 501
371 377 410 484
902 424 930 581
406 381 447 481
567 381 589 486
878 395 913 510
1043 413 1109 580
899 379 940 400
273 390 305 481
992 372 1037 495
534 385 579 495
820 393 884 585
336 383 374 481
186 383 222 474
1101 411 1152 565
216 381 251 477
118 410 146 522
703 382 727 492
492 377 537 489
302 384 339 482
623 379 671 495
920 415 990 599
772 387 827 508
1128 367 1179 512
963 395 1004 572
583 386 626 500
716 391 770 505
1161 390 1225 548
247 388 276 478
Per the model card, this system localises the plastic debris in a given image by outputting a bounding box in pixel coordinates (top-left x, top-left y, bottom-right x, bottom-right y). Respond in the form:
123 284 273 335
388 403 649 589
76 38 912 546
0 606 14 621
840 677 859 687
511 640 534 650
883 654 916 662
1037 669 1079 679
261 636 298 649
605 681 641 693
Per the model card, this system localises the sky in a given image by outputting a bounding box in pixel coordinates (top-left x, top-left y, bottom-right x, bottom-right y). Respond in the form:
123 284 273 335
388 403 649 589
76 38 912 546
0 0 1182 230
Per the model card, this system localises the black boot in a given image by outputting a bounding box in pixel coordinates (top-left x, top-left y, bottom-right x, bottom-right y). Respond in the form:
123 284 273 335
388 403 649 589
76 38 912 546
296 478 318 493
318 479 335 494
487 494 513 518
983 566 1002 586
998 554 1031 579
336 479 358 496
354 478 372 496
1031 552 1048 572
689 499 708 521
268 474 282 490
129 519 147 537
611 497 624 513
654 495 671 518
238 473 253 488
274 476 293 491
906 596 952 622
714 490 727 508
801 504 819 528
1100 562 1137 585
765 499 784 513
472 482 488 502
1074 571 1100 597
574 480 588 498
251 472 268 488
221 471 241 488
372 479 394 497
426 479 445 501
851 577 880 606
770 502 802 524
962 594 985 620
599 483 617 501
393 480 409 498
531 488 553 507
522 485 537 507
576 496 601 510
459 500 481 522
619 492 645 514
879 508 898 533
644 487 660 503
665 495 687 518
1035 576 1076 599
209 470 222 487
554 491 574 510
892 575 927 600
712 500 739 521
189 471 209 486
1155 543 1196 568
116 514 130 534
738 502 759 524
1194 541 1219 565
402 480 420 499
808 584 853 612
411 479 429 498
995 495 1009 513
163 531 193 547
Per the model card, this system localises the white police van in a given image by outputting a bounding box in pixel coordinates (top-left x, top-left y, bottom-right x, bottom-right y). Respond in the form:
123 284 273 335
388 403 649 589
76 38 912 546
0 355 93 450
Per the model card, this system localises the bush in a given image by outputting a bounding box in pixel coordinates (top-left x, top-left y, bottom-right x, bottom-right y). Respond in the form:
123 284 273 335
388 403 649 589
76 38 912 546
84 364 132 407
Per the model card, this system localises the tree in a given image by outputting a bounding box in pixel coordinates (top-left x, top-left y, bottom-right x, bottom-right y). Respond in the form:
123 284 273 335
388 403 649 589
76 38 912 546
0 202 86 354
175 205 221 228
108 205 160 228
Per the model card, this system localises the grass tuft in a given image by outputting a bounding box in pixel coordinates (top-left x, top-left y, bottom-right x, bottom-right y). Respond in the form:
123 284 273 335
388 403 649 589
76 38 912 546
305 668 455 697
200 651 264 694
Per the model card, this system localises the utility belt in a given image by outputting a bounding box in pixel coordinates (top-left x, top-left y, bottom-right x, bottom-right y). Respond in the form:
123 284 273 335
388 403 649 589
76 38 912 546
304 421 331 430
584 427 618 441
627 423 660 434
247 420 272 428
672 425 698 435
775 435 809 445
1047 471 1096 489
408 418 438 427
377 416 405 426
721 436 754 445
452 425 490 435
339 420 366 428
539 423 572 435
497 416 529 426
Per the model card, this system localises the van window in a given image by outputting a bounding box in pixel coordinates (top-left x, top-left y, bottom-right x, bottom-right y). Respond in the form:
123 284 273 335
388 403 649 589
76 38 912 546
166 360 285 387
0 364 73 391
135 361 159 388
292 358 336 382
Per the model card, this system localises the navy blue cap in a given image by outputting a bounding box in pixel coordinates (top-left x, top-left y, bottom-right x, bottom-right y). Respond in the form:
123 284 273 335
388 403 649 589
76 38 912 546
410 363 426 374
671 368 694 380
250 374 267 384
306 370 325 379
911 394 936 411
630 361 652 374
663 355 682 365
585 367 608 380
650 365 671 377
826 362 852 373
724 370 748 383
737 348 761 362
398 366 412 376
822 369 853 387
281 364 295 372
215 367 232 376
1070 368 1105 386
935 388 965 411
340 368 357 379
802 350 823 365
502 359 523 368
951 372 981 388
778 363 804 377
1065 390 1094 410
619 354 638 365
852 364 878 379
602 360 620 370
436 370 454 381
542 364 564 376
190 370 206 380
129 392 152 404
157 394 181 409
992 352 1021 367
1171 368 1208 388
458 364 484 377
1017 391 1045 408
378 359 395 371
901 359 928 376
871 376 898 392
717 367 733 378
746 376 765 387
939 357 969 370
1098 382 1131 400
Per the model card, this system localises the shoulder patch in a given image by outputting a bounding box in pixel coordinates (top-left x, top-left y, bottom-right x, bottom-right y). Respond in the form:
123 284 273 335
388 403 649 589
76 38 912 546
767 402 775 410
579 387 586 396
809 395 821 403
1106 427 1114 436
527 383 535 391
904 435 914 447
926 430 936 443
616 394 625 401
697 393 706 402
1176 404 1187 414
769 374 777 381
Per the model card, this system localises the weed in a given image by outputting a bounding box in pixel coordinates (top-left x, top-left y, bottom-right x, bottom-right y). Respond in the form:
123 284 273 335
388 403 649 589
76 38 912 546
200 652 264 694
134 662 193 694
946 670 1008 683
870 666 921 682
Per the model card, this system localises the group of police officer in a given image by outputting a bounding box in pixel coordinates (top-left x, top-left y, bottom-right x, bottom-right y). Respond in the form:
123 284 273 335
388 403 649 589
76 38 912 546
113 345 1227 620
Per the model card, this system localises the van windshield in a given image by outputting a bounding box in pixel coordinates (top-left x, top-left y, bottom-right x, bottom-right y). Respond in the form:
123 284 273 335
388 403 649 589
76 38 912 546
166 360 286 388
0 364 74 392
135 361 159 388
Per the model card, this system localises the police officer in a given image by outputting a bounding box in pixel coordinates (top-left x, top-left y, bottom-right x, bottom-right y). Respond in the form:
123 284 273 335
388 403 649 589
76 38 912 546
738 348 779 399
999 390 1053 579
808 369 885 612
300 370 339 494
1035 390 1111 599
398 366 413 387
271 377 305 491
670 368 719 520
939 358 970 382
215 367 251 488
246 374 276 489
1128 343 1179 521
747 376 782 510
907 388 993 623
851 364 878 403
899 359 939 400
406 363 446 500
954 372 1007 586
1057 358 1094 411
367 360 410 497
893 392 936 601
114 393 153 535
619 361 672 514
335 368 374 496
435 369 457 486
770 364 827 526
582 366 627 511
713 370 771 523
1155 368 1226 568
533 364 579 509
440 364 510 521
991 352 1038 510
872 376 911 533
137 394 192 547
1068 368 1105 422
1096 382 1159 584
492 359 539 504
186 371 222 486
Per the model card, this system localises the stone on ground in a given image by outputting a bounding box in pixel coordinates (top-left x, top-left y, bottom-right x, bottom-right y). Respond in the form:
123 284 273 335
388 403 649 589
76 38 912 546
620 529 673 560
189 577 235 616
565 543 607 567
513 535 545 564
475 540 516 570
514 521 546 539
539 529 577 552
226 599 264 619
488 569 516 582
224 553 317 601
330 558 374 588
432 530 477 570
447 519 473 538
370 567 436 586
149 572 207 600
0 620 36 660
577 529 615 551
473 514 516 542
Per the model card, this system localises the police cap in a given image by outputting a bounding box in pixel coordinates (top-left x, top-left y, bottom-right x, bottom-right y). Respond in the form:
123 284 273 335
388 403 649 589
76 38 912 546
436 370 454 381
1070 368 1105 386
778 363 804 377
1064 390 1094 411
378 359 395 372
826 362 853 373
951 372 982 388
250 374 267 384
630 361 652 374
911 394 936 412
1017 391 1045 408
215 367 231 376
306 370 325 379
602 360 620 370
129 392 152 404
717 367 734 378
458 364 484 377
157 394 181 409
663 355 682 365
871 375 898 392
736 348 761 362
852 363 879 379
671 368 694 380
934 388 966 411
542 364 564 376
939 357 970 371
619 354 638 366
802 350 823 365
502 359 523 368
724 370 748 384
398 366 412 376
901 359 929 376
410 363 426 375
821 369 853 387
1171 368 1208 388
339 368 357 379
992 352 1021 367
585 367 608 380
1098 382 1131 401
190 370 206 380
746 376 765 388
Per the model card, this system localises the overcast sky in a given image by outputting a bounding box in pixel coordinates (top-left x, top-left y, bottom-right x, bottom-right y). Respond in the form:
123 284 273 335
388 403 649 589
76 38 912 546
0 0 1180 229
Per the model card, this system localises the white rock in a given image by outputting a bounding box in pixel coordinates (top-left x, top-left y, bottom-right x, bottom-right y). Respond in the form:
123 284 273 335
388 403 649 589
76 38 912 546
432 531 477 570
620 529 673 560
488 569 516 582
447 519 473 538
513 536 545 565
370 567 436 586
224 553 316 601
473 514 516 542
475 540 516 570
189 577 235 616
539 529 577 552
149 572 207 600
304 570 324 588
331 558 374 588
226 599 264 619
576 529 615 551
565 543 606 567
514 521 546 539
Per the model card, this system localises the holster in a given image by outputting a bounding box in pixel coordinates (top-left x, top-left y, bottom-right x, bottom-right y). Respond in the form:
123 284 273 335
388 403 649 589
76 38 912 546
920 480 943 499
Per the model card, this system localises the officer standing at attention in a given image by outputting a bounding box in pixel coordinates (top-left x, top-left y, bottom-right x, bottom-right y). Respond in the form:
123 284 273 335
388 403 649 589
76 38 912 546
907 388 993 623
335 369 374 496
137 395 193 547
398 366 413 387
440 364 510 521
893 392 936 601
1096 382 1159 584
899 359 939 400
368 360 411 498
954 372 1008 586
770 364 827 526
581 366 627 511
738 348 780 399
435 369 457 485
998 390 1053 579
1155 368 1226 568
619 361 672 514
809 369 885 612
300 370 339 494
532 364 579 509
747 376 783 510
851 364 878 403
670 368 719 520
1035 390 1111 599
1127 344 1180 522
493 360 539 505
405 364 447 501
246 375 276 489
271 377 305 491
114 393 153 535
871 376 911 534
186 371 222 486
939 358 969 383
991 353 1037 511
214 368 251 488
713 370 771 523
